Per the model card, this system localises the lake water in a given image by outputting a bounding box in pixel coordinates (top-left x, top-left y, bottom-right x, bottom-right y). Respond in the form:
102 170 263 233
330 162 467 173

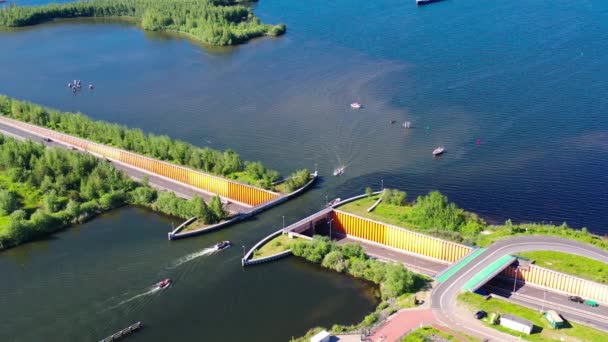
1 0 608 340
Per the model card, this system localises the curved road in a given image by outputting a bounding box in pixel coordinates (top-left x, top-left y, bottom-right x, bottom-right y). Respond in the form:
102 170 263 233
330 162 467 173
431 236 608 341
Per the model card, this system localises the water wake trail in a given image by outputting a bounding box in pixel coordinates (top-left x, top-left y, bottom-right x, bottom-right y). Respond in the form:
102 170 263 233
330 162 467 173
110 287 161 309
166 247 217 270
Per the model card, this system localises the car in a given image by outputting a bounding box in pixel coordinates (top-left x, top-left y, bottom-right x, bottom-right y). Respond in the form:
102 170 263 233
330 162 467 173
474 310 487 319
42 137 53 143
568 295 584 303
585 300 599 307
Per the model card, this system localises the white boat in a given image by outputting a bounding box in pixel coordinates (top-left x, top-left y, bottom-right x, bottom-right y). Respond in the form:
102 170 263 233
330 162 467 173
326 198 342 207
402 121 412 129
433 146 445 156
350 102 362 109
333 166 345 176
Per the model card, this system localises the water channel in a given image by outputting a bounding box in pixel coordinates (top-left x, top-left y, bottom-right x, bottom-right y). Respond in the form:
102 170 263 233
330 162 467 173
1 0 608 340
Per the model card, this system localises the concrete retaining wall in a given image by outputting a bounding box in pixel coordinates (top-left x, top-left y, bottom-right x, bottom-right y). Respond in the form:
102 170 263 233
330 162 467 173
503 264 608 304
169 172 318 240
332 210 472 263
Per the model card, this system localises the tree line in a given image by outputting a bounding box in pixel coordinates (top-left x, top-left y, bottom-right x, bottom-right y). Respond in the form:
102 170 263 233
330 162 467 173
0 0 286 46
0 95 289 190
0 136 226 250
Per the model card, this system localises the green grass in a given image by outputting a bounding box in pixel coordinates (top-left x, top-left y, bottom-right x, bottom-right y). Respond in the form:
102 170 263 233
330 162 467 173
252 233 295 259
401 326 457 341
338 195 413 228
458 292 608 341
517 251 608 284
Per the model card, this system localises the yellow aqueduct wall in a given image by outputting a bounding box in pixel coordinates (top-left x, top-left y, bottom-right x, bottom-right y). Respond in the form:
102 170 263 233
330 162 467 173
2 117 279 207
332 210 472 263
503 265 608 303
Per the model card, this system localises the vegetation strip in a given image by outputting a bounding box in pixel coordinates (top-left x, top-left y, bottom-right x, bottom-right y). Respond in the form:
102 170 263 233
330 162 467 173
437 248 486 283
462 255 515 291
0 0 285 46
0 95 310 193
0 136 225 250
458 292 608 341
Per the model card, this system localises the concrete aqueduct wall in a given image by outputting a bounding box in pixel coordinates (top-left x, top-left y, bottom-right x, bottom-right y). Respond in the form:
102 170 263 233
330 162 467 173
331 210 472 263
503 264 608 303
0 116 280 207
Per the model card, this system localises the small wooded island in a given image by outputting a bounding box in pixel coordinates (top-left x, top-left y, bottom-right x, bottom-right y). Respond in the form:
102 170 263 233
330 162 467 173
0 0 286 46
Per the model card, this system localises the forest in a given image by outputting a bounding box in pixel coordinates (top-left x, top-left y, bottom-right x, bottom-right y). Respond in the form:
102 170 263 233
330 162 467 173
0 136 226 250
0 95 290 190
0 0 286 46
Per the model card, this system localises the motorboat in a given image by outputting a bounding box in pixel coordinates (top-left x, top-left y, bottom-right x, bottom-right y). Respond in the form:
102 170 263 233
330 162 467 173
416 0 445 5
214 240 231 250
350 102 362 109
433 146 445 156
402 121 412 129
333 166 345 176
326 198 342 207
157 278 171 289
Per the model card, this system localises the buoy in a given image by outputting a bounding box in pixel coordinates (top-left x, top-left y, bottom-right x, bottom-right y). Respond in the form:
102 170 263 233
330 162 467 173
476 139 481 145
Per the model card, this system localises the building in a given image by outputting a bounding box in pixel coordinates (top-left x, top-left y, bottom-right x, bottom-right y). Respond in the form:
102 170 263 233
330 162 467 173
310 330 331 342
499 314 534 335
544 310 564 329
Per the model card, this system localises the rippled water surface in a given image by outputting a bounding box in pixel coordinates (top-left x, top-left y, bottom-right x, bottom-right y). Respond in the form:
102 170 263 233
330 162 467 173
1 0 608 340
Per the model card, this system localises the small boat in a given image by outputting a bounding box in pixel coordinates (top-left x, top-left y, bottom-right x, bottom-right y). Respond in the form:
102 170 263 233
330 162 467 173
402 121 412 129
433 146 445 156
88 84 94 90
350 102 362 109
326 198 342 207
416 0 445 5
333 166 345 176
214 240 231 250
389 120 397 124
157 278 171 289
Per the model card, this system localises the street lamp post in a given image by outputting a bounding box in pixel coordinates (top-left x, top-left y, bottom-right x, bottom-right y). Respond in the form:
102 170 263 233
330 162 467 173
242 245 246 258
381 179 384 191
282 216 285 229
328 218 334 240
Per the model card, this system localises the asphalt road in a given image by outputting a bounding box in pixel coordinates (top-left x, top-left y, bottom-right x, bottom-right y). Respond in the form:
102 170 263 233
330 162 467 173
431 236 608 341
484 278 608 332
338 236 447 277
0 121 248 214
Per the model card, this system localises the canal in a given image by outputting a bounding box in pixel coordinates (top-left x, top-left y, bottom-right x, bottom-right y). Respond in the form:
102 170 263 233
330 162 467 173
1 0 608 340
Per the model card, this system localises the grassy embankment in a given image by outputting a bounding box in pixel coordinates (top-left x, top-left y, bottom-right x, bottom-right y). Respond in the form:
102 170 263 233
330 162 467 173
0 0 285 46
252 233 294 259
400 326 459 342
517 251 608 284
338 190 608 253
459 292 608 341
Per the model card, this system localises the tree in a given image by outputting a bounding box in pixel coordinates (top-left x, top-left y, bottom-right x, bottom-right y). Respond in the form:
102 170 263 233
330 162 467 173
0 189 20 215
208 196 226 222
365 186 373 197
43 189 61 213
322 251 347 272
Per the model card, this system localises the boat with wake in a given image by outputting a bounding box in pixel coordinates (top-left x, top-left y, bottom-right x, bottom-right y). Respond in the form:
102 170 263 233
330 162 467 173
214 240 231 250
350 102 362 109
333 166 345 176
156 278 172 290
432 146 445 156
